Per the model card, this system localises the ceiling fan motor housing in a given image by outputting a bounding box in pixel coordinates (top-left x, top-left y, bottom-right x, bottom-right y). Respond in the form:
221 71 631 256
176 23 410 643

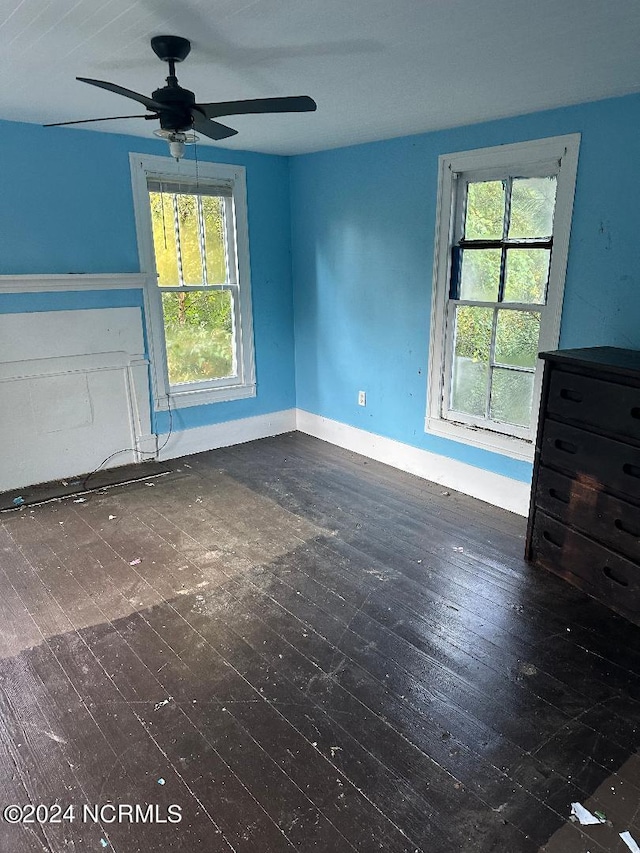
152 84 197 132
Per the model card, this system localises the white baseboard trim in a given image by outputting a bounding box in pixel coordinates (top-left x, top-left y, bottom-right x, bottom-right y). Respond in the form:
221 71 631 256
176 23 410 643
157 408 297 461
154 406 530 515
295 410 531 516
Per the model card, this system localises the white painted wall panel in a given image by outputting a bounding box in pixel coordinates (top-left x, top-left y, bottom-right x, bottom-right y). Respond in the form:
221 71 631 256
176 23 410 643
0 307 154 491
0 308 144 362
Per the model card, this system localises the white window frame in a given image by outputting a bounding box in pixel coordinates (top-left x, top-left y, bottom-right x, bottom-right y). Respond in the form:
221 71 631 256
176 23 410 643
426 134 580 461
130 153 256 411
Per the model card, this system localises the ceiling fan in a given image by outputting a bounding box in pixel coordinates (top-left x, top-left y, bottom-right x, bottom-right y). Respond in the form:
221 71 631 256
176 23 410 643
45 35 317 159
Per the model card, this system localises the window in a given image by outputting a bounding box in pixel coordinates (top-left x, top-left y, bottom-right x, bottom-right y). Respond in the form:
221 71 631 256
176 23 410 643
426 135 580 460
130 154 255 410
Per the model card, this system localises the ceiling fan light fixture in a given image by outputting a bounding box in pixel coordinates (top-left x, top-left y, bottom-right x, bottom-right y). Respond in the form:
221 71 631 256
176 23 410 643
153 128 199 160
169 137 185 160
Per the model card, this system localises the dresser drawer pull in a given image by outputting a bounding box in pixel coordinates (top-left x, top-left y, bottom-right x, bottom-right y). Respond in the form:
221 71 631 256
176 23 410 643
542 530 563 549
559 387 583 403
614 518 640 539
623 462 640 480
602 565 629 587
548 487 570 504
554 439 578 454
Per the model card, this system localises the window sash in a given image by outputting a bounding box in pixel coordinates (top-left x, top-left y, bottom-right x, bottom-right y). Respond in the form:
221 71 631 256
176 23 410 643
442 163 561 436
148 188 237 288
442 301 541 437
162 283 241 393
148 186 241 389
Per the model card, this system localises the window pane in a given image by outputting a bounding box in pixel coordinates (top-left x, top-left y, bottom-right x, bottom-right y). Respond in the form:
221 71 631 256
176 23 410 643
508 177 557 239
504 248 550 303
464 181 505 240
162 290 234 385
149 192 179 286
490 368 534 426
495 310 540 368
450 306 493 417
176 194 204 285
202 196 228 284
459 248 501 301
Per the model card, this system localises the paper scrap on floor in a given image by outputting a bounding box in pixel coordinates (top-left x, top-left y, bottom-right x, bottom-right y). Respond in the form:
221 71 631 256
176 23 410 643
620 831 640 853
571 802 605 825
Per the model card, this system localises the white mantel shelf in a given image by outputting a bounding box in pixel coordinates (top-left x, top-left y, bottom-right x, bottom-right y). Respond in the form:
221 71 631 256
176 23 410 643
0 273 149 293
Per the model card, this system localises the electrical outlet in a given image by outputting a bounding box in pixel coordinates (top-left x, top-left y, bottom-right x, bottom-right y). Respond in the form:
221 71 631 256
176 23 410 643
358 390 366 406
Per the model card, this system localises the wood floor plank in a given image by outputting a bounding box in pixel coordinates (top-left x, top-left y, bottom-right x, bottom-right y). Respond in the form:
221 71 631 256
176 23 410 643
25 504 412 853
1 433 639 853
221 436 640 649
211 441 640 719
107 500 552 844
65 490 536 848
128 480 634 783
1 519 260 852
170 587 551 849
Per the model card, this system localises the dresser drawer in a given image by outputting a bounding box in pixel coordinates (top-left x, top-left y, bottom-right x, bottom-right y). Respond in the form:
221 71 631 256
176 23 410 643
530 511 640 616
547 368 640 443
541 419 640 502
536 466 640 562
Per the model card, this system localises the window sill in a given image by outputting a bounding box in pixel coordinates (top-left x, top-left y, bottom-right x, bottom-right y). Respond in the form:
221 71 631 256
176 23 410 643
155 382 256 411
425 416 535 462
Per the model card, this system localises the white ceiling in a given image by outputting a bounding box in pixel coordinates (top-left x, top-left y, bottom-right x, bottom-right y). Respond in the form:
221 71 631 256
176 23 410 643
2 0 640 155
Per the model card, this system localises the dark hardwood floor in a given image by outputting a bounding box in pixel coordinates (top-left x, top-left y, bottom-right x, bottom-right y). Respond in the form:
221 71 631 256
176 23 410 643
0 432 639 852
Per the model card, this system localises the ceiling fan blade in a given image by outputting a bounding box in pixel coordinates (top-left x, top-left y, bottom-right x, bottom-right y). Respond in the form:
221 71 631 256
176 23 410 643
195 95 316 119
191 112 238 141
77 77 171 113
44 114 153 128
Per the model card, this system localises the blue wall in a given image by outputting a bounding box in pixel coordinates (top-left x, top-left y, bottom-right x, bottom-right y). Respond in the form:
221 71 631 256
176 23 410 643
3 93 640 482
0 119 296 432
289 93 640 483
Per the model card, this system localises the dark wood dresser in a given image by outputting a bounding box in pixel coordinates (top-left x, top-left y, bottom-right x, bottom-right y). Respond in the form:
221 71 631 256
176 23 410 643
525 346 640 625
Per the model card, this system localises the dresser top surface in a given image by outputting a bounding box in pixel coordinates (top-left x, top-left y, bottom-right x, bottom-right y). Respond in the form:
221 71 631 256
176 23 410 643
540 346 640 378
